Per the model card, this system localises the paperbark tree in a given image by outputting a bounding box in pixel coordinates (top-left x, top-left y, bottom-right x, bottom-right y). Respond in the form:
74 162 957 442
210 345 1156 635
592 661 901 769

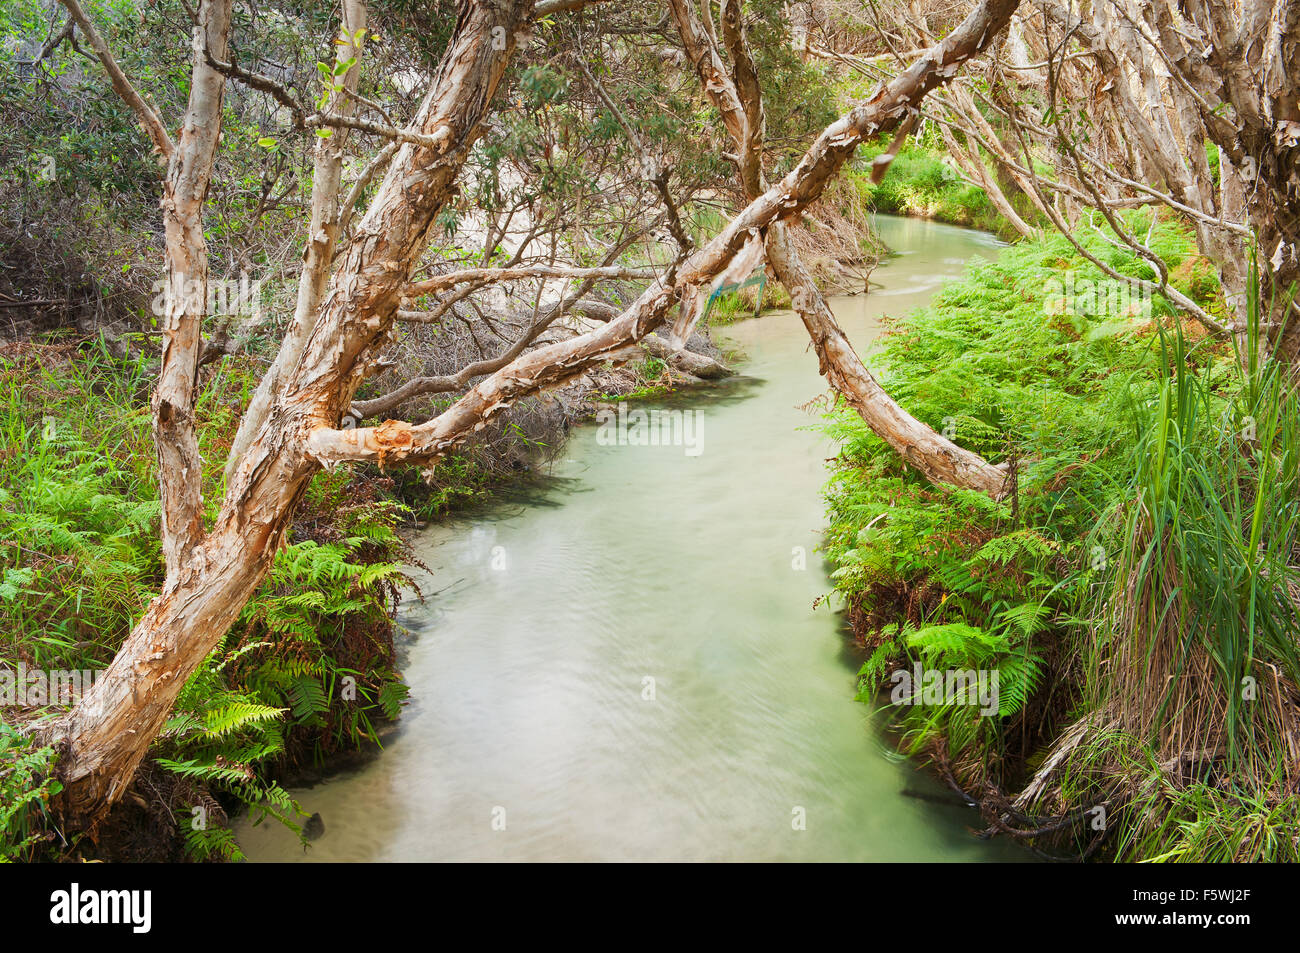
43 0 1021 828
878 0 1300 362
46 0 542 827
668 0 1013 498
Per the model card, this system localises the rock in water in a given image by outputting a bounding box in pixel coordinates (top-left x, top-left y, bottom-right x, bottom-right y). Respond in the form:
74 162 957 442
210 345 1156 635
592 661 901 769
303 812 325 841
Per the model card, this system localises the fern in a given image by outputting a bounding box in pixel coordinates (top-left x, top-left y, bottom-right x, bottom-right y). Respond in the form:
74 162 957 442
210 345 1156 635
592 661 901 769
202 702 287 740
287 675 328 724
906 623 1008 666
997 601 1053 639
1 348 415 861
182 823 243 862
821 223 1197 785
995 649 1045 718
378 679 409 720
0 724 60 861
154 757 256 786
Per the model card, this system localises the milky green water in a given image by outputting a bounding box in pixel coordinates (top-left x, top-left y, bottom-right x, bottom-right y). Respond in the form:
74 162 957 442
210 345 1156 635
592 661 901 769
237 215 1021 862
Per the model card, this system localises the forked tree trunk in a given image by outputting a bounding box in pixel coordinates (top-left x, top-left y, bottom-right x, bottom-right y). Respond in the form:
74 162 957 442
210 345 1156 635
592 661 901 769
46 0 539 830
670 0 1012 499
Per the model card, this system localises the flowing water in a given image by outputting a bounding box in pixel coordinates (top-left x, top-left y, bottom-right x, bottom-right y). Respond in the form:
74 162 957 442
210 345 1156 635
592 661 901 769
237 215 1021 862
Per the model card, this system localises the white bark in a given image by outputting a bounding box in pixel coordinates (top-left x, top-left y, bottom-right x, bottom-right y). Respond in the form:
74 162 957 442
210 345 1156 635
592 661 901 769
49 0 1024 826
669 0 1014 498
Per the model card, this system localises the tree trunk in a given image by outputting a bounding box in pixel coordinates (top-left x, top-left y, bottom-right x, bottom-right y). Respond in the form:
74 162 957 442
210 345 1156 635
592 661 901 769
48 0 537 829
45 496 307 826
764 226 1012 497
47 0 1023 830
670 0 1013 499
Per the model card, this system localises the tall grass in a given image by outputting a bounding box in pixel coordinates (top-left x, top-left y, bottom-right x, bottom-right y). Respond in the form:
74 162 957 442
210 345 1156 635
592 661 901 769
824 221 1300 860
1068 265 1300 860
1098 319 1300 764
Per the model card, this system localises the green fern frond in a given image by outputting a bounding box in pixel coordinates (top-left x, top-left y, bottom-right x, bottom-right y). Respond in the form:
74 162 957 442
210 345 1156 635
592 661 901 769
201 702 287 740
995 649 1044 718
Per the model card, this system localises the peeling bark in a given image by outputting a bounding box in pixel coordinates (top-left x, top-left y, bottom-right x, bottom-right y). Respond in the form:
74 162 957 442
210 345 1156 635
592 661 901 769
670 0 1013 498
151 0 233 577
50 0 539 827
306 0 1023 470
49 0 1024 826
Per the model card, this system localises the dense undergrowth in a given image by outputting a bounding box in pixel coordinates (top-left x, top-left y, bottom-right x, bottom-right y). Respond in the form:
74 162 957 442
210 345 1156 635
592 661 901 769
821 213 1300 861
0 341 419 861
0 332 678 861
851 139 1031 240
0 0 1279 866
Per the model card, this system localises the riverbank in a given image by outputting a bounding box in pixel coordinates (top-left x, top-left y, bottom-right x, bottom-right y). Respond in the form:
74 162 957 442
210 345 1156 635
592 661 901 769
0 341 422 859
853 141 1017 239
234 215 1018 862
821 212 1300 861
0 320 738 860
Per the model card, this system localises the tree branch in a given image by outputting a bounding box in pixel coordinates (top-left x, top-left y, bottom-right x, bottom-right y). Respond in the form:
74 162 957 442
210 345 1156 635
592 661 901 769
404 264 656 299
57 0 174 158
303 0 1025 471
671 0 1013 498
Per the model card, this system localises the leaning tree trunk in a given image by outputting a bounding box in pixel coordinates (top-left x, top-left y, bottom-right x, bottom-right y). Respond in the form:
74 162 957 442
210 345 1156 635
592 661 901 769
47 0 1023 829
47 497 308 822
670 0 1013 499
763 228 1011 496
46 0 538 830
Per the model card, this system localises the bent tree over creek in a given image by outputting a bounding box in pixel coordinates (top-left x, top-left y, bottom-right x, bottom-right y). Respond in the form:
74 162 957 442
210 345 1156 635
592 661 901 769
237 216 1026 862
7 0 1300 876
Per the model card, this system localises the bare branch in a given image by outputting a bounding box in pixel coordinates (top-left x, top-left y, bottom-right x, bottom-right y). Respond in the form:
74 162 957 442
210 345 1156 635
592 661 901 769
33 16 74 65
673 0 1012 498
351 315 555 419
304 0 1026 470
574 54 692 254
535 0 610 15
340 139 400 232
405 265 657 299
57 0 174 158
